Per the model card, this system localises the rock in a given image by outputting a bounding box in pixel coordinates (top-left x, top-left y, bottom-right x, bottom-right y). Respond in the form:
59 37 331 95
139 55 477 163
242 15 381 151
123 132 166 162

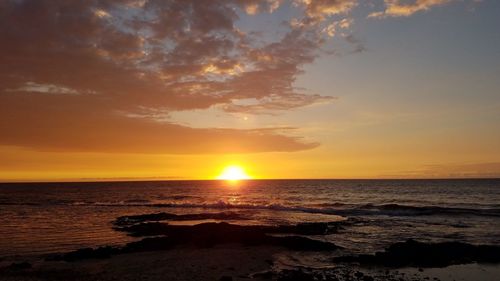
363 276 374 281
355 271 364 278
114 222 171 237
277 269 315 281
6 262 32 270
333 239 500 268
268 235 340 251
55 222 341 262
51 246 119 262
114 211 248 226
218 275 233 281
122 236 174 253
117 222 340 251
252 271 274 279
114 213 344 238
114 212 176 226
275 222 341 235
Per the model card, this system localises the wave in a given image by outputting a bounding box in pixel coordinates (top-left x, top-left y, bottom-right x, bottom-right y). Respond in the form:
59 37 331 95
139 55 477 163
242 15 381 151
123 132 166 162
335 203 500 217
2 200 500 218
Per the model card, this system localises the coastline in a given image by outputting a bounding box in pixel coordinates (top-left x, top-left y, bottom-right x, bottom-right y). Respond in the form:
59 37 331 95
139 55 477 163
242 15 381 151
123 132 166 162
2 179 499 281
1 211 500 281
0 244 282 281
2 242 500 281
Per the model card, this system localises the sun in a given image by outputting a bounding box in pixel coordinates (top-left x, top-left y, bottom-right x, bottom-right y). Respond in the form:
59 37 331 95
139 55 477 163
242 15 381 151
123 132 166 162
217 165 251 181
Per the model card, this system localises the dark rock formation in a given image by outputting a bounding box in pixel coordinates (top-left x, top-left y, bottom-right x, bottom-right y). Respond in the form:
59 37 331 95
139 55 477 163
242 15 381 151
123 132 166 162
114 211 248 226
115 217 340 237
6 262 32 270
53 222 340 262
50 246 120 262
334 239 500 268
277 269 315 281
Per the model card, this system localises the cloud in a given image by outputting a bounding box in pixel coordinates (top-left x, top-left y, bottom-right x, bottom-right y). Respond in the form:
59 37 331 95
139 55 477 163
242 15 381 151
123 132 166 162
322 18 354 37
297 0 357 19
0 0 469 154
0 0 338 112
369 0 453 18
381 162 500 178
6 82 83 95
0 0 333 153
0 93 318 154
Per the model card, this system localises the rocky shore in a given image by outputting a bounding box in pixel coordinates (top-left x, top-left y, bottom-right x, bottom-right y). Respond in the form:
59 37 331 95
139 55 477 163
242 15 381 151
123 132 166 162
1 211 500 281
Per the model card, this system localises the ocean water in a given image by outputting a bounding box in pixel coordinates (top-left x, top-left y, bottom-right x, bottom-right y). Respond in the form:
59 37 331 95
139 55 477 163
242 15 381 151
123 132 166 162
0 179 499 259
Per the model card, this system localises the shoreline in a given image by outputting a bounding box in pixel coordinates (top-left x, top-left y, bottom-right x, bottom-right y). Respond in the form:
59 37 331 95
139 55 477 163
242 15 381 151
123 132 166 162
2 244 500 281
2 211 500 280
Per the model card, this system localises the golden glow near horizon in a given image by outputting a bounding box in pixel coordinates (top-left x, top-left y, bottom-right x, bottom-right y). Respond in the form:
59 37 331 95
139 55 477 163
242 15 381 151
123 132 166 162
1 1 500 182
216 165 251 181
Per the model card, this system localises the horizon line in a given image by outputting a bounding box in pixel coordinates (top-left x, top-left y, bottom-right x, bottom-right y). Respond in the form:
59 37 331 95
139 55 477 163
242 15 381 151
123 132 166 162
1 177 500 184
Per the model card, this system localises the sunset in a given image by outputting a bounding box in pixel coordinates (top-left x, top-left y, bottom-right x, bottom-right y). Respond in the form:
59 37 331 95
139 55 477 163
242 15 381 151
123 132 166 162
0 1 499 280
217 165 251 181
0 0 499 182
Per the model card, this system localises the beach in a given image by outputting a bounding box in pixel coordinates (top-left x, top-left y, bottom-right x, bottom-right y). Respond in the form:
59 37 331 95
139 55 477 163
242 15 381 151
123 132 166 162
2 0 500 279
2 245 499 281
0 244 281 281
1 179 499 280
1 218 500 281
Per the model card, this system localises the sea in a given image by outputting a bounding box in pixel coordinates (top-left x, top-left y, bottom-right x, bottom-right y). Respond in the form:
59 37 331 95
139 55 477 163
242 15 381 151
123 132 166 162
1 179 499 261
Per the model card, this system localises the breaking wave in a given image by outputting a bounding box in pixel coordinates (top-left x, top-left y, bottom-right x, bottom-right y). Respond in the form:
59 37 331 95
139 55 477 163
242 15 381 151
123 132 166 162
2 200 499 218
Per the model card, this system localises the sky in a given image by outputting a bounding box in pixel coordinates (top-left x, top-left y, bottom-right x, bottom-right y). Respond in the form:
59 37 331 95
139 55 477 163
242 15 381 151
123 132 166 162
1 0 499 181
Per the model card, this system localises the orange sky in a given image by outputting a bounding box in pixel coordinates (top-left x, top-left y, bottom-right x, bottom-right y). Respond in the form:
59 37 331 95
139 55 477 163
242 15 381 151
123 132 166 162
1 0 499 181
